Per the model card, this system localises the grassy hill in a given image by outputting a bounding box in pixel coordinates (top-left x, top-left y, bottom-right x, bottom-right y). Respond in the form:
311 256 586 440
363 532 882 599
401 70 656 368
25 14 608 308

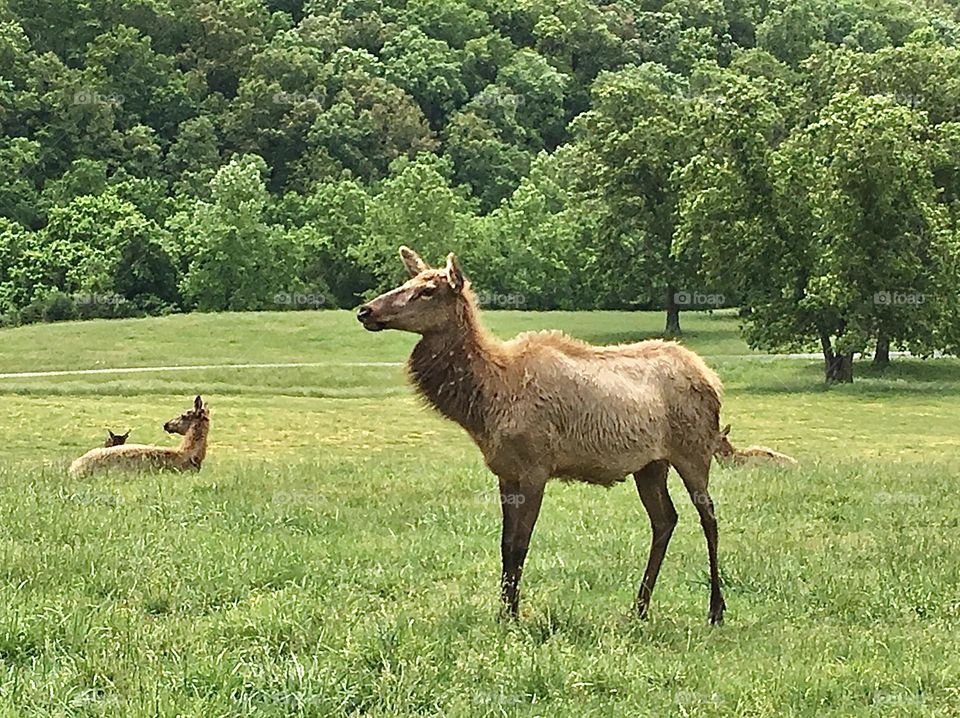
0 311 958 716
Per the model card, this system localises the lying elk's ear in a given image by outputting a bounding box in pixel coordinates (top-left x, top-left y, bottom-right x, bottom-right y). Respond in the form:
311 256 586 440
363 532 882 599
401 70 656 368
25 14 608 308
120 430 130 439
194 395 203 411
399 246 428 277
720 424 731 436
445 253 464 293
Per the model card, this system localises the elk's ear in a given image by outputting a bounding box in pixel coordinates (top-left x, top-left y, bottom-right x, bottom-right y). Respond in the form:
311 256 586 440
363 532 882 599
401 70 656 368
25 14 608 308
445 253 464 293
399 246 428 277
121 430 130 439
721 424 731 437
194 395 203 411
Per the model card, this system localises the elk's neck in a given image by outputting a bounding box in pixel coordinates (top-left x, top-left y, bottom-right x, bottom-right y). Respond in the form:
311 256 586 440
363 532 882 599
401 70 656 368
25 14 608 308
178 421 209 466
408 296 504 437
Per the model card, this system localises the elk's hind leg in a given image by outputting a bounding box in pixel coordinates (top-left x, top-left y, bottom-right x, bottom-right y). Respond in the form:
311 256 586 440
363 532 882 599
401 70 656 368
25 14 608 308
673 457 725 625
633 460 677 618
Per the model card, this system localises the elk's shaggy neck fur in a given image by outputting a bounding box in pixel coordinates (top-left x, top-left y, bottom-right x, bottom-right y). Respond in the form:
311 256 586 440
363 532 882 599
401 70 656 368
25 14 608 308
408 284 503 437
177 418 209 467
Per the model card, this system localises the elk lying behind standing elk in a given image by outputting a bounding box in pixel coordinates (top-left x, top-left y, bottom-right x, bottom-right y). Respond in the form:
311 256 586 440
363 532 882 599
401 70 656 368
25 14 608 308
70 396 210 478
358 247 728 624
715 424 798 467
104 429 130 447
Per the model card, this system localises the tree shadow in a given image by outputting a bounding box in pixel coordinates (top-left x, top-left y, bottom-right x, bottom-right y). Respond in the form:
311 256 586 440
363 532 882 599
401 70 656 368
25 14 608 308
727 358 960 397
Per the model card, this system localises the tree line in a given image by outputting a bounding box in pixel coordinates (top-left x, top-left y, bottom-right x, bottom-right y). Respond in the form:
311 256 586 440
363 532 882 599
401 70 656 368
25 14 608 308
1 0 959 381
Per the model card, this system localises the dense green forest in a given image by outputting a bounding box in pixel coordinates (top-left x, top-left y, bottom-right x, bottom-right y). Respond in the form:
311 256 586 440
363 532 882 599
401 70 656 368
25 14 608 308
1 0 959 380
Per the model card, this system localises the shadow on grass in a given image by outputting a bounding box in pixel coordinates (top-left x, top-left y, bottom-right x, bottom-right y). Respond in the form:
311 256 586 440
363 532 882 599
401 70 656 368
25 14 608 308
721 358 960 397
574 326 740 349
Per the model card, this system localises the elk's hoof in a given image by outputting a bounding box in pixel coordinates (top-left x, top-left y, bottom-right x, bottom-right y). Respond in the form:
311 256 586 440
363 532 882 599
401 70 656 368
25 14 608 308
708 601 726 626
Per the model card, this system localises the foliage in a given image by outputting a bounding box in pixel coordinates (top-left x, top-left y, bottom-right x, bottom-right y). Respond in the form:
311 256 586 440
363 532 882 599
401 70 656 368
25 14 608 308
0 0 958 379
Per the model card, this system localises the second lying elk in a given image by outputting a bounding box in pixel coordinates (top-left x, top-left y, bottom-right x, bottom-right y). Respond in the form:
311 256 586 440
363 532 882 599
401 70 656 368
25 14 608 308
358 248 727 624
104 429 130 447
70 396 210 478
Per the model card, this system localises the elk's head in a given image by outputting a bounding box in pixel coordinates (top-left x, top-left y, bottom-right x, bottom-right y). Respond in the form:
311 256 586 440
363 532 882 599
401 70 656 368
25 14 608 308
104 429 130 447
716 424 735 459
357 247 467 335
163 395 209 435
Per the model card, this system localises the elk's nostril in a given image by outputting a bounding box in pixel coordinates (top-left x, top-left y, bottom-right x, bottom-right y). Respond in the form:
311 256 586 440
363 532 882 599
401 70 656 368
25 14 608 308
357 306 372 321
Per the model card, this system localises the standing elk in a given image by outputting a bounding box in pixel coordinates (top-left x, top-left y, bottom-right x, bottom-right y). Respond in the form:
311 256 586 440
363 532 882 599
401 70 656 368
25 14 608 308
358 248 728 624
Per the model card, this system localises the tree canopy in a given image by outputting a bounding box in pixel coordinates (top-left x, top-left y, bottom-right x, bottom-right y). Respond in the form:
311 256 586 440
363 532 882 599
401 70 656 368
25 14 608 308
1 0 959 381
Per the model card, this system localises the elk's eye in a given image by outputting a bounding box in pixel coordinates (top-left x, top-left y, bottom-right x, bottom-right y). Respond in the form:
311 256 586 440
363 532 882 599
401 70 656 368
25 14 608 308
419 285 437 298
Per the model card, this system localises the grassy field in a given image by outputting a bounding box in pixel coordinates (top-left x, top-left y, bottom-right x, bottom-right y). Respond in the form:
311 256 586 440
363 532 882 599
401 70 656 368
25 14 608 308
1 310 959 716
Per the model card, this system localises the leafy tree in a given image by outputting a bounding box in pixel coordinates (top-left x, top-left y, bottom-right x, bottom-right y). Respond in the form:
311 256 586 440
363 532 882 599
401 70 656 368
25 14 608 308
682 89 958 381
443 110 530 212
356 154 478 291
0 137 41 227
474 147 598 309
570 63 704 331
36 192 178 311
164 116 222 198
0 217 34 313
495 49 568 150
173 154 290 311
282 177 373 306
756 1 823 66
302 71 436 183
382 26 468 128
401 0 489 49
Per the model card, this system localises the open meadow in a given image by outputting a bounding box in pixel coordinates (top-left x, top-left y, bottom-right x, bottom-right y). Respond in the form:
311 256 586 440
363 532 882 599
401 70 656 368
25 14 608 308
1 309 959 716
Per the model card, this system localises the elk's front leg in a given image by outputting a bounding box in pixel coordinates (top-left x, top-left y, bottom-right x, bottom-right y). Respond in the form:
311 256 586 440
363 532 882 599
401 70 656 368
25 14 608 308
499 476 546 618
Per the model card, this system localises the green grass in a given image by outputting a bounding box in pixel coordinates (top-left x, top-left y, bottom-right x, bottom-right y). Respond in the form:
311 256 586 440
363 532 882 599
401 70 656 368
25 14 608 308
0 310 959 716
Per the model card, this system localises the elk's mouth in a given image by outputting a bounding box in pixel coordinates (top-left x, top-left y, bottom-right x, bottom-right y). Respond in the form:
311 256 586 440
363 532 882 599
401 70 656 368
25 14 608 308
357 306 385 331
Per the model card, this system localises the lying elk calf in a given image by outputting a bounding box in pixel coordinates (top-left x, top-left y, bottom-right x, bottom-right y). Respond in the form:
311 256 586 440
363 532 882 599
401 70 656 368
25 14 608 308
358 248 727 624
104 429 130 447
70 396 210 478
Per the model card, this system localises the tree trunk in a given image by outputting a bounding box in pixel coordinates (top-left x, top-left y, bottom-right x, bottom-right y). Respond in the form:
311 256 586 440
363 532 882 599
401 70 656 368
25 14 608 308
820 331 854 383
825 352 854 383
874 333 890 368
665 286 681 335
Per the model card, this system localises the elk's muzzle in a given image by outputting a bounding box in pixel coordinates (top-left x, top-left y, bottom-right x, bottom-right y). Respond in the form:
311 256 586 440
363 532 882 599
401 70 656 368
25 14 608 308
357 305 384 331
